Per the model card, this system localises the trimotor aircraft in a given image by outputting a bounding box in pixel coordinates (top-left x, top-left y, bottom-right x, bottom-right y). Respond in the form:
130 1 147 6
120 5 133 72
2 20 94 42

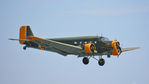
9 26 139 66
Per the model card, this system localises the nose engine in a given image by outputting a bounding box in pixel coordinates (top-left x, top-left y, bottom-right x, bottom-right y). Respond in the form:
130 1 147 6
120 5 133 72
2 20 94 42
111 40 122 56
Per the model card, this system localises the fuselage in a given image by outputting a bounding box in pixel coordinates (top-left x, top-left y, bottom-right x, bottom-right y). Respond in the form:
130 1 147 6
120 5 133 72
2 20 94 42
24 36 121 56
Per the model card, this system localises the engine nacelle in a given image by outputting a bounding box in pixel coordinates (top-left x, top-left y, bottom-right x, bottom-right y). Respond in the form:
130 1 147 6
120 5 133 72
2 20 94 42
84 43 96 54
111 40 121 55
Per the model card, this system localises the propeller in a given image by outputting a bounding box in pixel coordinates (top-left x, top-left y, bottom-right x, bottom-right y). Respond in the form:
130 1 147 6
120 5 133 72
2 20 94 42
116 42 122 57
90 44 95 55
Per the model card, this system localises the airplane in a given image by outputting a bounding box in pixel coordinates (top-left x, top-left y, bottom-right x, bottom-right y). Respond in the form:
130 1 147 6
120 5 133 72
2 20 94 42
9 25 140 66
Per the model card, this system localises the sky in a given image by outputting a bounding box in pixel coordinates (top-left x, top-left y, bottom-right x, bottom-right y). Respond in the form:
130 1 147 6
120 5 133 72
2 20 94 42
0 0 149 84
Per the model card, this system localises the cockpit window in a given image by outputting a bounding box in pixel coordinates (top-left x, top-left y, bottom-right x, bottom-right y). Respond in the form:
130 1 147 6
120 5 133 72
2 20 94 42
99 37 109 42
84 41 87 44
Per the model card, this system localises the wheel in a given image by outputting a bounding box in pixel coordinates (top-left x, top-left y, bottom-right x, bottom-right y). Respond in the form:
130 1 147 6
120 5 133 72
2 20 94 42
98 58 105 66
82 57 89 65
23 46 27 50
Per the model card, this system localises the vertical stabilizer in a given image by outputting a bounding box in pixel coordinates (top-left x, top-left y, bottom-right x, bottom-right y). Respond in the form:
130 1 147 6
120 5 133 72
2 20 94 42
19 25 34 44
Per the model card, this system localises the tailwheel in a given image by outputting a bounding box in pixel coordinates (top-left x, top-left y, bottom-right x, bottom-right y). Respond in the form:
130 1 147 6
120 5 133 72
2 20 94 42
82 57 89 65
23 46 27 50
98 58 105 66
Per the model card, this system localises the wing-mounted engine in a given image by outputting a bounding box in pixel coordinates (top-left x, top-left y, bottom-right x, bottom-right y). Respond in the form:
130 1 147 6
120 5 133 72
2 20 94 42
83 43 96 54
111 40 122 56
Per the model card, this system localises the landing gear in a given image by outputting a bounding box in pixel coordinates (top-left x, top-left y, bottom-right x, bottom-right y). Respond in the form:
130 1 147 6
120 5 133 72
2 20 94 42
98 58 105 66
82 57 89 65
81 56 105 66
107 55 110 58
23 46 27 50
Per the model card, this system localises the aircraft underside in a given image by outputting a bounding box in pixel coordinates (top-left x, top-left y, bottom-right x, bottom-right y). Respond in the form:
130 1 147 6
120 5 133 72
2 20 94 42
23 42 111 66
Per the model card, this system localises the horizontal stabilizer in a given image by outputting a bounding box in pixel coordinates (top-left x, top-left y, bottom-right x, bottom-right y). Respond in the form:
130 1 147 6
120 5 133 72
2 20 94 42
9 38 29 42
9 38 19 41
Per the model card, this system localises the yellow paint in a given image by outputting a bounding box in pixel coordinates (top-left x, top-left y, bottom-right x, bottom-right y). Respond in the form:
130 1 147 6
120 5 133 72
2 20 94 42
107 43 110 46
84 43 96 54
19 26 27 44
27 36 45 50
40 46 45 50
111 40 120 55
27 36 44 41
19 26 45 50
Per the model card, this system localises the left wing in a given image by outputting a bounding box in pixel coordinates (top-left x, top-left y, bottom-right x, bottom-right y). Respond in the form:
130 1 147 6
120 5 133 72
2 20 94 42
44 39 83 54
9 36 98 56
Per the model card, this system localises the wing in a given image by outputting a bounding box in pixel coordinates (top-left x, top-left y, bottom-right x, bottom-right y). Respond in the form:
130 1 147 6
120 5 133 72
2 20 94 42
9 37 97 56
31 39 85 55
121 47 140 52
33 38 99 56
9 38 83 55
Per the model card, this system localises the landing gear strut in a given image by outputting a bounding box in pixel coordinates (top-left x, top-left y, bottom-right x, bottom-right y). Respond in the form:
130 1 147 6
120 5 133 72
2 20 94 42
81 56 105 66
98 58 105 66
82 57 89 65
23 46 27 50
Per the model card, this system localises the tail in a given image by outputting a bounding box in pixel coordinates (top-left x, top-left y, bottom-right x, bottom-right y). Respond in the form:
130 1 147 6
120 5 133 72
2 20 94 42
19 25 34 44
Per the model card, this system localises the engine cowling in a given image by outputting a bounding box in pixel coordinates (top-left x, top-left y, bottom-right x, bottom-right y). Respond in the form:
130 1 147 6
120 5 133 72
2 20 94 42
111 40 121 55
84 43 96 54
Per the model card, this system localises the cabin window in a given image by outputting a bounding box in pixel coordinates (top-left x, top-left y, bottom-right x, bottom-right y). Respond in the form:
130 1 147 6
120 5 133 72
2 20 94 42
74 41 77 44
84 41 87 44
80 41 82 44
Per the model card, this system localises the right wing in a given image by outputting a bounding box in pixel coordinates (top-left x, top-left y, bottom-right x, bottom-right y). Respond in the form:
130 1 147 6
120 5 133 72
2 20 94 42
121 47 140 52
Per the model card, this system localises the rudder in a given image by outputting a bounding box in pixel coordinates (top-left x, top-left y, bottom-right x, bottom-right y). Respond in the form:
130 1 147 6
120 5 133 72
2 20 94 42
19 25 34 44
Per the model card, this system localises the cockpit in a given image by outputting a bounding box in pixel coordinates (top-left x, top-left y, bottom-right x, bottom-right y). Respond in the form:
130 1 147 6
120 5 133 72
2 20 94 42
98 37 109 42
